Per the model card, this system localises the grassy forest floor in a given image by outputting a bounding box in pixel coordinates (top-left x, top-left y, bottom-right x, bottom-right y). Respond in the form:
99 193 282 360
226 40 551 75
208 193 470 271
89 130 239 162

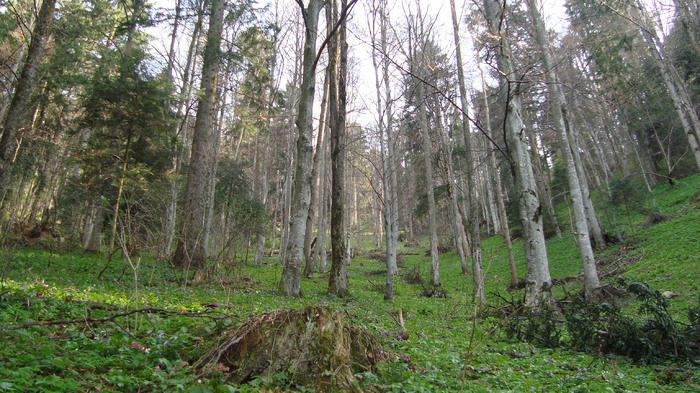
0 174 699 392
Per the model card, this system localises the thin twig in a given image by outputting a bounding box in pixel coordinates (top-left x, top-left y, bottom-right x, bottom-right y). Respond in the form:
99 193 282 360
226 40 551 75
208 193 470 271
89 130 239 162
3 307 239 330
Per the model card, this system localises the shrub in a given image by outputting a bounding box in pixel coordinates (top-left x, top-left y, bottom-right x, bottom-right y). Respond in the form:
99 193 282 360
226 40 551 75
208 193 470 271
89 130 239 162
506 278 700 365
505 303 561 348
562 278 700 364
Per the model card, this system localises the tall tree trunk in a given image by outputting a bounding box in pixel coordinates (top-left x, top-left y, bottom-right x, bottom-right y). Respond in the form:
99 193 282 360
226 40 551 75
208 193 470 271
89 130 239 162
0 0 56 207
304 71 330 277
328 0 351 297
316 138 329 272
631 1 700 169
279 0 323 296
384 6 399 279
450 0 485 304
173 0 225 272
108 127 134 252
161 0 201 260
566 114 606 249
478 63 519 288
255 121 273 265
484 0 552 310
204 89 226 258
416 80 441 289
370 0 398 300
439 108 470 276
526 0 600 298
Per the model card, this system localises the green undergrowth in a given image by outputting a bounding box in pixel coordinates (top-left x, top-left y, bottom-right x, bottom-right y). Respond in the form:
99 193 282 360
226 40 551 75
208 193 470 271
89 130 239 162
0 175 698 392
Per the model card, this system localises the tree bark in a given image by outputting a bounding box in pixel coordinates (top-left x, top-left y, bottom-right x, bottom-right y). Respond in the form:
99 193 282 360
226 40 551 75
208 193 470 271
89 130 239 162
0 0 56 206
85 196 105 253
484 0 552 309
477 62 519 288
450 0 485 304
416 80 440 289
173 0 225 271
631 0 700 169
370 0 398 300
304 70 330 277
328 0 351 297
279 0 323 296
526 0 600 298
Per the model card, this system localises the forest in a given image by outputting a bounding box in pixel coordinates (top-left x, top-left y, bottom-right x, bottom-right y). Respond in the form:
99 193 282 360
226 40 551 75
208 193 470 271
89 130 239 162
0 0 699 391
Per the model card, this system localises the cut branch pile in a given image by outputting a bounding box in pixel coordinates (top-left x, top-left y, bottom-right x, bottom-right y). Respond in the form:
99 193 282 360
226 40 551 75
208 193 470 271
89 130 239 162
195 305 390 392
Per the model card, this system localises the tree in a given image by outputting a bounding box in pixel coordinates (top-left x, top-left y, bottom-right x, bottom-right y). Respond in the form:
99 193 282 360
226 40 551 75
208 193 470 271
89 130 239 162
328 0 354 297
173 0 225 272
0 0 56 208
450 0 485 304
629 0 700 170
404 6 442 290
369 0 399 300
483 0 553 309
279 0 324 296
525 0 600 298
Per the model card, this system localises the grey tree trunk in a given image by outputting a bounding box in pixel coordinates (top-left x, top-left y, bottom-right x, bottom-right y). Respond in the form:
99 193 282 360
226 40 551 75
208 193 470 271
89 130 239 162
484 0 552 309
0 0 56 206
478 63 519 288
385 32 399 281
526 0 600 298
304 72 330 277
631 1 700 169
316 139 329 273
203 90 225 258
370 0 398 300
329 0 351 297
255 121 273 265
437 105 470 276
86 196 105 253
161 0 205 260
566 118 606 249
279 0 323 296
416 80 441 289
173 0 225 271
450 0 485 304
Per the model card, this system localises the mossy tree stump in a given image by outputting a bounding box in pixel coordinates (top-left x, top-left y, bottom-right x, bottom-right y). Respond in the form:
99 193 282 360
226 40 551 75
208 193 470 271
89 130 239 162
196 306 389 392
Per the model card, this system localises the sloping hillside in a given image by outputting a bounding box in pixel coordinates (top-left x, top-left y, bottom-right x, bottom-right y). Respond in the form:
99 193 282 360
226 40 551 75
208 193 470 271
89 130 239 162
0 175 698 392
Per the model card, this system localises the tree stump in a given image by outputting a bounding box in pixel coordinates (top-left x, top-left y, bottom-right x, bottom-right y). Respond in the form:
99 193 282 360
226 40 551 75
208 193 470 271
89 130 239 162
196 306 390 392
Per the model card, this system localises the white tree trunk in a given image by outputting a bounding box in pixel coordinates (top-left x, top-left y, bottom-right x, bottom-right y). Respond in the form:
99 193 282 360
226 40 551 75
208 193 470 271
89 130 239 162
484 0 552 309
280 0 323 296
526 0 600 298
